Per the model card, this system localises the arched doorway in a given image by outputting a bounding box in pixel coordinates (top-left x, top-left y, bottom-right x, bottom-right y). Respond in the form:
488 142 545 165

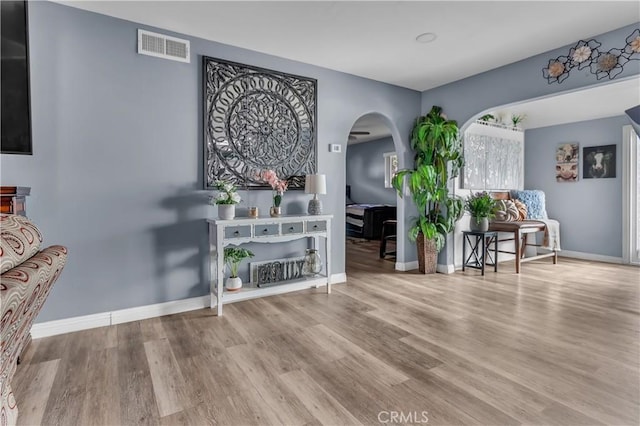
453 77 639 268
343 112 406 271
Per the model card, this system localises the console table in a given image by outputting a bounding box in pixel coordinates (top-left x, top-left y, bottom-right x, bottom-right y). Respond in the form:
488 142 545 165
207 215 332 315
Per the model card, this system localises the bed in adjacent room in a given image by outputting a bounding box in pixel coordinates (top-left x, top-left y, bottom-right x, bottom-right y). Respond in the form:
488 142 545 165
346 185 396 240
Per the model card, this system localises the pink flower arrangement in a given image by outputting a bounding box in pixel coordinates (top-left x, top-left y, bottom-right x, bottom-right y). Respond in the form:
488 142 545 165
260 169 288 207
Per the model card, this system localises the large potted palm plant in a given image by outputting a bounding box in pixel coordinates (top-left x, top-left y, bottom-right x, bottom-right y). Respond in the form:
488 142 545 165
392 106 464 273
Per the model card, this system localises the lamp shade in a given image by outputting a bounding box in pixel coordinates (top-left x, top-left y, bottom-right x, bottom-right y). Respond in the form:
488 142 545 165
304 174 327 195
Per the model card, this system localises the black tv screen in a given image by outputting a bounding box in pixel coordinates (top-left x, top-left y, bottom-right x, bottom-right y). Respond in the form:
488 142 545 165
1 0 32 155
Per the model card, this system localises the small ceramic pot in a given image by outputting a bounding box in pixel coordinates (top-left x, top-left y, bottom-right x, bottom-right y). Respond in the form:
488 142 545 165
218 204 235 220
470 217 489 232
225 276 242 291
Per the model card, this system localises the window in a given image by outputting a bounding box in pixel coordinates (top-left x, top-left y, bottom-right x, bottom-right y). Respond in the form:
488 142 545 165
463 121 524 190
384 152 398 188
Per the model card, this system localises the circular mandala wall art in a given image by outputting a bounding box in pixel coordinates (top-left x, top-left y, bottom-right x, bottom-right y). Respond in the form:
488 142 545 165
204 57 317 189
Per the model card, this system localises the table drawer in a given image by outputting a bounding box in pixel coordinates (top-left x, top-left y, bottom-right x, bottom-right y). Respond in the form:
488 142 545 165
254 224 280 237
225 225 252 239
282 222 304 235
306 220 327 232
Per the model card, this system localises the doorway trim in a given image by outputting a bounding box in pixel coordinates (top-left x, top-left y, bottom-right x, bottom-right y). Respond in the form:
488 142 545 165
344 112 407 270
622 125 639 265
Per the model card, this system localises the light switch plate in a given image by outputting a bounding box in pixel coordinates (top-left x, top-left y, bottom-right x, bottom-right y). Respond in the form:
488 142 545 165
329 144 342 153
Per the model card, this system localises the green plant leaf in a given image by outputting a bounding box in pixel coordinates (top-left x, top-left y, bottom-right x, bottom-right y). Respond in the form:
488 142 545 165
391 106 464 254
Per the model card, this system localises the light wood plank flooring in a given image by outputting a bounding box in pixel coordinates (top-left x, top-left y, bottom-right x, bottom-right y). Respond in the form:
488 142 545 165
13 242 640 425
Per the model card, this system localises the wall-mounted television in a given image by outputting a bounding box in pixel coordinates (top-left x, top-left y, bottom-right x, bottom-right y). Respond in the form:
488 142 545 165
1 0 32 155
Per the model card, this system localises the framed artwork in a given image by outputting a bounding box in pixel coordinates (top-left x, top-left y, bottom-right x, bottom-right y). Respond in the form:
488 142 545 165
583 144 616 179
1 0 32 155
203 56 317 190
555 142 579 182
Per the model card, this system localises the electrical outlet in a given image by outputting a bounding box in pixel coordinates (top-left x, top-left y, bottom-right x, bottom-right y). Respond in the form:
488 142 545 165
329 144 342 153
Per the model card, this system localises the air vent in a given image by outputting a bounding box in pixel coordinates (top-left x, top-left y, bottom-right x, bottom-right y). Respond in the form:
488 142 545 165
137 29 190 63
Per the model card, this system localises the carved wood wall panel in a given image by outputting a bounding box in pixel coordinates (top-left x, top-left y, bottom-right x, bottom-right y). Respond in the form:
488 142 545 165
203 56 317 189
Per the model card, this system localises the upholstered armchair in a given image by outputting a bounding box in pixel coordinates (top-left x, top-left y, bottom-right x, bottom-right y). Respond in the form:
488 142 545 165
0 214 67 426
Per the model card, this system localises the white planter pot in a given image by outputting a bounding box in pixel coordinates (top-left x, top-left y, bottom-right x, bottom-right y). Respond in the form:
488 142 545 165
225 276 242 291
218 204 235 220
470 217 489 232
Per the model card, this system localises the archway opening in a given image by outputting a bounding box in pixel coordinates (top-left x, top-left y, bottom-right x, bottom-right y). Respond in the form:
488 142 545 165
453 77 639 269
343 112 405 272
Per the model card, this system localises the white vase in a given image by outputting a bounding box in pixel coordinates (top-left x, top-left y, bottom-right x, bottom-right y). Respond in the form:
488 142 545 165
470 217 489 232
218 204 235 220
225 276 242 291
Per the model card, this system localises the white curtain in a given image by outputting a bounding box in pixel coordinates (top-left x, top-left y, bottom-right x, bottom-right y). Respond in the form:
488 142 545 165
463 122 524 190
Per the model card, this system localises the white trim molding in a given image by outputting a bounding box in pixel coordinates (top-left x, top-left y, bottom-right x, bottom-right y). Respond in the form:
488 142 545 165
32 273 348 339
31 312 111 339
436 263 455 274
395 261 418 271
331 273 347 284
111 295 209 325
394 261 455 274
622 125 639 265
557 250 623 265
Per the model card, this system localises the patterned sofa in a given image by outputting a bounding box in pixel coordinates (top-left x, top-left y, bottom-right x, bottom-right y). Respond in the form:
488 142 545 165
0 214 67 426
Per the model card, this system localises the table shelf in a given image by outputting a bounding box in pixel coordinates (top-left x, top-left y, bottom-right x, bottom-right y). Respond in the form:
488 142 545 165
208 215 333 315
222 276 328 303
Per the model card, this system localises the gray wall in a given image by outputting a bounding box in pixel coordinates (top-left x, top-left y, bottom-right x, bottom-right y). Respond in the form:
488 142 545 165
420 22 640 266
0 1 421 322
346 137 397 205
524 116 628 258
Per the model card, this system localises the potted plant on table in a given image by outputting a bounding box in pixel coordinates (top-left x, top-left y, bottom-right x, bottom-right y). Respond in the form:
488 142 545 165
392 105 464 274
212 181 241 220
465 191 496 232
224 246 254 291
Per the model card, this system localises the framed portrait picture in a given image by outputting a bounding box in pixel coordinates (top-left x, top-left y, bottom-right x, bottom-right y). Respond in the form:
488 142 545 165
555 142 579 182
583 144 616 179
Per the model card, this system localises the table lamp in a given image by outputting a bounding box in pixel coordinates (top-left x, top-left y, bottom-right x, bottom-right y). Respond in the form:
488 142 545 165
305 174 326 215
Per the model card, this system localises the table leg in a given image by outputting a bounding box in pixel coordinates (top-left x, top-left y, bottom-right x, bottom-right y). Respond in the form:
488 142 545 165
514 229 521 274
462 234 467 272
216 227 224 315
481 235 486 276
493 234 498 272
325 224 332 294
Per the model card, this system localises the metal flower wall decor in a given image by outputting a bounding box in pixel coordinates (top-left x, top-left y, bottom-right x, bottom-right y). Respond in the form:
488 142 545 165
203 56 317 189
543 29 640 83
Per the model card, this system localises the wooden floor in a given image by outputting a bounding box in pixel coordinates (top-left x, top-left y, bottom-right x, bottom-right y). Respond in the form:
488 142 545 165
13 242 640 425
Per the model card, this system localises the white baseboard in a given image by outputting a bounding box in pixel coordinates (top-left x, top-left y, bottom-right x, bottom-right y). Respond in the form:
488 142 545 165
31 296 208 339
32 272 348 339
31 312 111 339
437 264 455 274
556 250 623 264
111 295 209 325
331 272 347 283
395 261 418 271
394 261 455 274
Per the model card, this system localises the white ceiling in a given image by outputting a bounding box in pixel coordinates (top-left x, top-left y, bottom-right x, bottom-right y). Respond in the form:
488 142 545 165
56 1 640 91
56 1 639 140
